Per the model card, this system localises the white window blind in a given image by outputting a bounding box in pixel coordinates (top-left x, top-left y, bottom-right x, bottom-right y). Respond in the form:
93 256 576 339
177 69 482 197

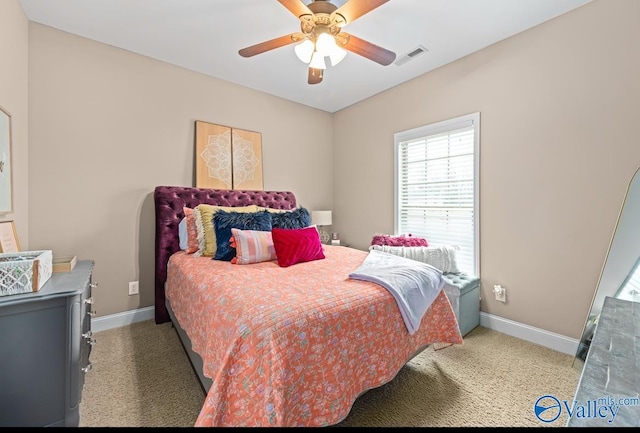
394 113 479 275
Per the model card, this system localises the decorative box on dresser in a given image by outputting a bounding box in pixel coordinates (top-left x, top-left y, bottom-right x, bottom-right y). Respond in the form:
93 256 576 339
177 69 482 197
0 260 96 427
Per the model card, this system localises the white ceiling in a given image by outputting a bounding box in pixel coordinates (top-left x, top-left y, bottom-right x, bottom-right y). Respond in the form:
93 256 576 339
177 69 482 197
19 0 592 113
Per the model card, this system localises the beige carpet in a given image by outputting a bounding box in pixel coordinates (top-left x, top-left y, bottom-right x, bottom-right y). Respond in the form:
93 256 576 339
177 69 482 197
79 320 580 427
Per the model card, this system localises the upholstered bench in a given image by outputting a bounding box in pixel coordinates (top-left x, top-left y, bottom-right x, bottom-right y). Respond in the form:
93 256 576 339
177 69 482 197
442 273 481 337
367 243 480 336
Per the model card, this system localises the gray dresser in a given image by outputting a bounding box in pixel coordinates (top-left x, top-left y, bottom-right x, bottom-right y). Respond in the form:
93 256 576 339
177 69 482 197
0 260 95 427
567 296 640 427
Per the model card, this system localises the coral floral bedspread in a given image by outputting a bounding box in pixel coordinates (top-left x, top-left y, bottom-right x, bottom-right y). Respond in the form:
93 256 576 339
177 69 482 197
165 245 463 427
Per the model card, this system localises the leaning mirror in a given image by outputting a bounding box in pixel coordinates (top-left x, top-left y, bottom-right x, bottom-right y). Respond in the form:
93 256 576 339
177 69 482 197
573 166 640 370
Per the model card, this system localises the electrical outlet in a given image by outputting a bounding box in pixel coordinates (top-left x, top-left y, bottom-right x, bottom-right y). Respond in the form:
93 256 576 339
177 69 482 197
128 281 139 295
494 284 506 303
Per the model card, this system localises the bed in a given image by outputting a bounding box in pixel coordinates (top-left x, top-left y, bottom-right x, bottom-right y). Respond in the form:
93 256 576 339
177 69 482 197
154 186 463 427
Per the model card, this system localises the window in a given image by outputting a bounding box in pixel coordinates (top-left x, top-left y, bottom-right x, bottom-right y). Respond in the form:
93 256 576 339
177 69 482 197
394 113 480 275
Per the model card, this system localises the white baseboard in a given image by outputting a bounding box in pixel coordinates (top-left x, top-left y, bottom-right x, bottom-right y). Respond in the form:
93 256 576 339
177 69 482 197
90 307 580 356
480 311 579 356
90 306 155 333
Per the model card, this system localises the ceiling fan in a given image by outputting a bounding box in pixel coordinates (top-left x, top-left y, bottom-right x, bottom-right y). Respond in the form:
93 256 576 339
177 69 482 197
238 0 396 85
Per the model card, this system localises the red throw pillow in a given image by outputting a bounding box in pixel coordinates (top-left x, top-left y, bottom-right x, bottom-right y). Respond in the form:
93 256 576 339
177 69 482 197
271 226 325 267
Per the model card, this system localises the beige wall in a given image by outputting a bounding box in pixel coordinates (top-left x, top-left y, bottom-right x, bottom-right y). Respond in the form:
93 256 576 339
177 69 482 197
0 0 29 246
27 23 334 317
333 0 640 339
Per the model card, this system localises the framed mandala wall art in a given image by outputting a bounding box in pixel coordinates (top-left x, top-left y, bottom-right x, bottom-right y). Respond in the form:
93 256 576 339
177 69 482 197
194 121 263 190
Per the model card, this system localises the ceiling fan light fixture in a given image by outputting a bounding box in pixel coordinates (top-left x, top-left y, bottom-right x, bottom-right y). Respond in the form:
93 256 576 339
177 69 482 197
315 32 336 57
309 51 327 69
329 45 347 66
294 39 314 64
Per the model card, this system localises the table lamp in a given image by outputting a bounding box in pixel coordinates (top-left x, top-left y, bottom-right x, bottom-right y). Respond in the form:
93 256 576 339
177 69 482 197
311 210 332 244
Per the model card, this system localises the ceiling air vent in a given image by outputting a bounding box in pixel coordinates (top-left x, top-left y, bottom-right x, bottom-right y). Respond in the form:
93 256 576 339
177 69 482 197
394 45 428 66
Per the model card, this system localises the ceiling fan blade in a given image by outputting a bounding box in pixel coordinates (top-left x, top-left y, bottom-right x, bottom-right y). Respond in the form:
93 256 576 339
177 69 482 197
239 34 299 58
278 0 313 18
341 33 396 66
332 0 389 25
308 67 323 85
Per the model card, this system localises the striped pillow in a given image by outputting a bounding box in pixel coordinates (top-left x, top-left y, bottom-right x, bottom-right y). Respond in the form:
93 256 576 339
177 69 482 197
230 228 277 265
183 207 200 254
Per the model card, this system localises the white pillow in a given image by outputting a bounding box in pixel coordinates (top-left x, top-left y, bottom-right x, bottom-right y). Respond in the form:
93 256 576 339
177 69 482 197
178 217 188 251
368 245 460 273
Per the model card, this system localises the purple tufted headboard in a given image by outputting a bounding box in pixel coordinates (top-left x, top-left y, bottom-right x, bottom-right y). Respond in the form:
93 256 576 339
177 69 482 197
154 186 297 324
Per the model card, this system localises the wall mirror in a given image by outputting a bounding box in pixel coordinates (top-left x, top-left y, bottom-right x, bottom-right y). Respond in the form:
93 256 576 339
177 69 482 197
573 166 640 370
0 105 13 214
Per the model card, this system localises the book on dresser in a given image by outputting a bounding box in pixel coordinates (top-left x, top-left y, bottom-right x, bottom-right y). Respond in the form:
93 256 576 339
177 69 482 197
53 255 77 273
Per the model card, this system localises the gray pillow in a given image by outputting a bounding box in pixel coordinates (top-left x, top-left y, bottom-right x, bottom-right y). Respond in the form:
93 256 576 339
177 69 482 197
368 245 460 273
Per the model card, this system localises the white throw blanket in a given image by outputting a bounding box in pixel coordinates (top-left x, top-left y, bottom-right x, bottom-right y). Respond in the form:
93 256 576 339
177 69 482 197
349 250 445 335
